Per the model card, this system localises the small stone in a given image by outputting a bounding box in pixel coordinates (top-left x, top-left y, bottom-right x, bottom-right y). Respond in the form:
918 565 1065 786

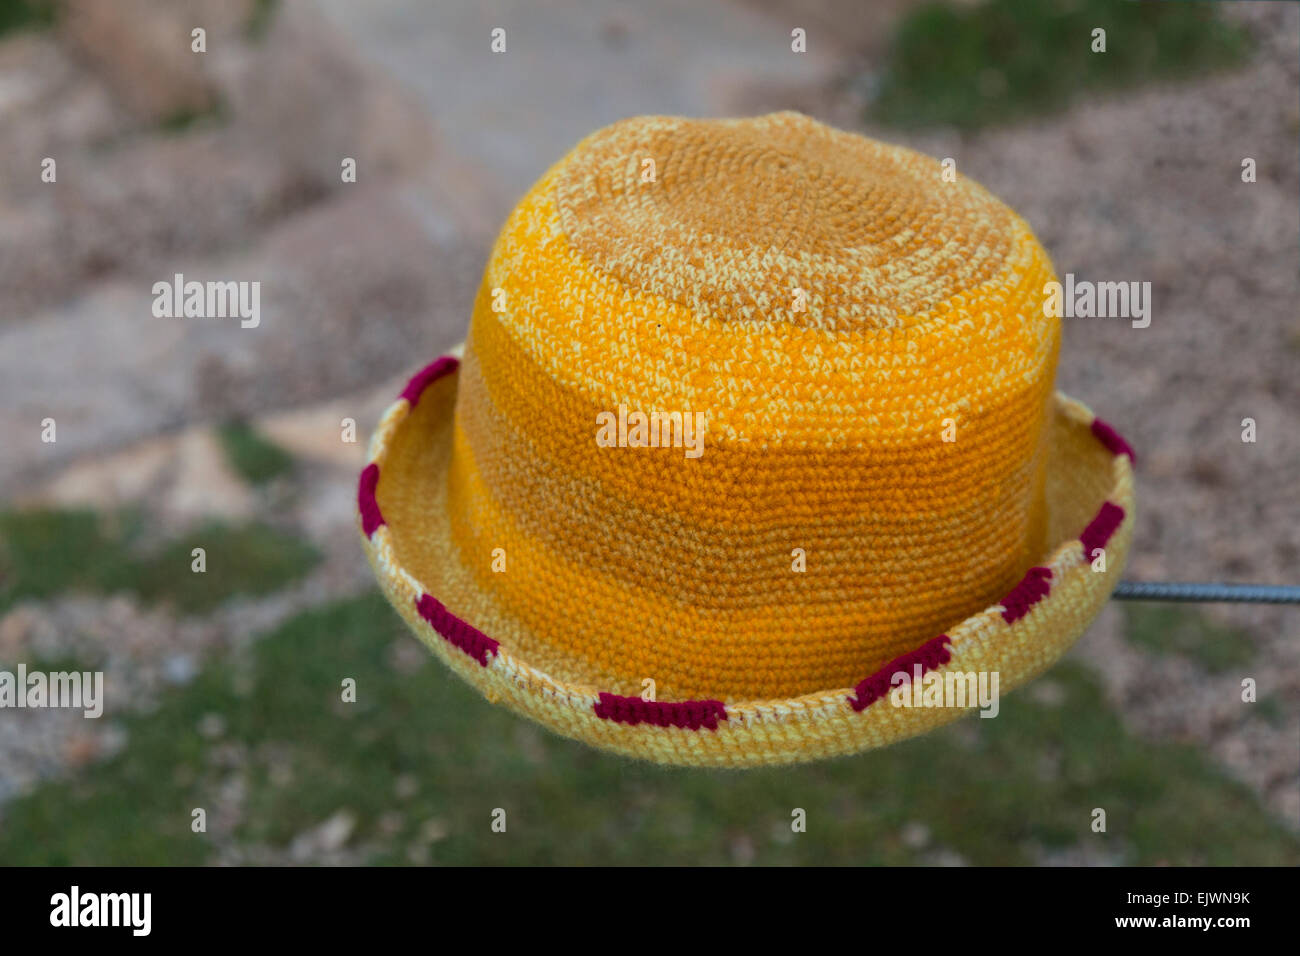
419 818 448 844
729 833 756 865
900 821 931 849
290 809 355 861
162 653 199 686
316 810 356 851
393 774 418 799
406 843 431 866
1029 679 1067 707
197 712 226 739
63 731 100 769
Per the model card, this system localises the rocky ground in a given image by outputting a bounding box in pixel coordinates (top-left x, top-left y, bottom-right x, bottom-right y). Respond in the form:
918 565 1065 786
0 0 1295 861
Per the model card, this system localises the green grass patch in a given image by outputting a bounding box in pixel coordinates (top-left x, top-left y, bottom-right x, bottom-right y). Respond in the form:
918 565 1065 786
1253 695 1286 729
0 508 318 616
1 591 1293 865
245 0 280 41
120 522 319 614
870 0 1253 130
157 101 229 136
216 421 295 486
0 0 55 37
0 510 140 613
1124 604 1254 674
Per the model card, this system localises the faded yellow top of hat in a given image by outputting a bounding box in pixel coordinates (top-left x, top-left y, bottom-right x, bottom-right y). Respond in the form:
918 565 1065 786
556 112 1018 330
441 112 1062 702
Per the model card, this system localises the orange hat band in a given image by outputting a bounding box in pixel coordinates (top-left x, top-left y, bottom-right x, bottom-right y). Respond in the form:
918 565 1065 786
358 355 1134 733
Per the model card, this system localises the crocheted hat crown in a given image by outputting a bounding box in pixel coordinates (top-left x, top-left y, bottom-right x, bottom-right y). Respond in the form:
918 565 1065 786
441 112 1061 703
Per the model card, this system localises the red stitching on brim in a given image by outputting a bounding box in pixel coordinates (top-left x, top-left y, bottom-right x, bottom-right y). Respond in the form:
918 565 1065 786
593 693 728 730
360 355 461 538
847 634 953 712
1080 501 1126 557
1000 566 1054 623
401 355 461 408
358 463 384 537
415 593 500 667
1090 417 1136 463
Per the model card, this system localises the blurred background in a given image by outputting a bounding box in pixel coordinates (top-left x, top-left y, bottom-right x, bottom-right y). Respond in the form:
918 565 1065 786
0 0 1296 865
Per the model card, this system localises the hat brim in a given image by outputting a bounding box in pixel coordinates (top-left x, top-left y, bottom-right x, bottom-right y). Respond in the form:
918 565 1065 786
359 349 1136 767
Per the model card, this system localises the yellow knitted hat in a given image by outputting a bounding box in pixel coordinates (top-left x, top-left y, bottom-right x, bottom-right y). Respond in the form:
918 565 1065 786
358 112 1136 767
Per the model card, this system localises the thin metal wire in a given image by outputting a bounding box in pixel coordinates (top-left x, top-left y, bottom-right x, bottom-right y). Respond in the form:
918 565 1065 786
1113 581 1300 605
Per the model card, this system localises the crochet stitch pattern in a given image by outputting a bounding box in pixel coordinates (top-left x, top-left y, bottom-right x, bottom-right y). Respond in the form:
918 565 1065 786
358 113 1137 767
450 112 1056 702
